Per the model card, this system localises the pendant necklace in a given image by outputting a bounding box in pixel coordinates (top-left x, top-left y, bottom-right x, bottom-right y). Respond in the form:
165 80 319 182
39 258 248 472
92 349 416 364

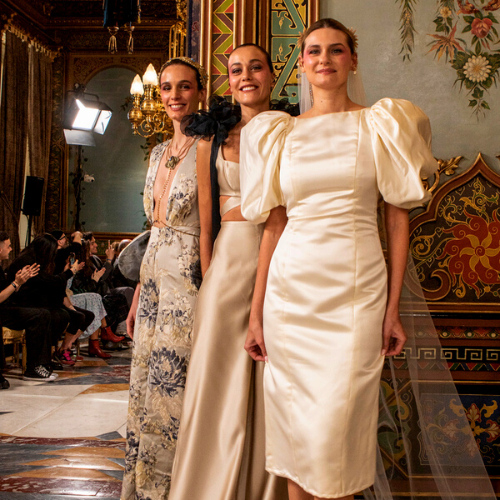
153 138 195 225
165 138 195 170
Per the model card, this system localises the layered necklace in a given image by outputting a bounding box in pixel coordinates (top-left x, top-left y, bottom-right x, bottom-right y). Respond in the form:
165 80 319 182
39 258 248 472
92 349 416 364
153 137 195 226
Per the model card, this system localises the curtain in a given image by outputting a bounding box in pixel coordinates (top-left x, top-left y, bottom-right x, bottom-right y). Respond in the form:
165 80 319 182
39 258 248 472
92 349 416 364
0 32 29 257
28 46 53 235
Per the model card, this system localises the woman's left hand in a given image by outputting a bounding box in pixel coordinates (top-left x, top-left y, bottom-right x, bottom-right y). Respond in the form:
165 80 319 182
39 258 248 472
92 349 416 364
381 309 407 357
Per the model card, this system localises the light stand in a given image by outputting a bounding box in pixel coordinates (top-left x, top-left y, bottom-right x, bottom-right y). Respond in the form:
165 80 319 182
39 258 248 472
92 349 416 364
63 85 112 230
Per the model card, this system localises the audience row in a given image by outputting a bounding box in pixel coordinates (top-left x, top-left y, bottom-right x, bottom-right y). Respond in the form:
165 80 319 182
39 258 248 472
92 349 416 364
0 230 134 388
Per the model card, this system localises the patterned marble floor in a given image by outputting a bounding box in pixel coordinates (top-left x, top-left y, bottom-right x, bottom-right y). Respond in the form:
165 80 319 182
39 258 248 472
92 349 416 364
0 349 131 500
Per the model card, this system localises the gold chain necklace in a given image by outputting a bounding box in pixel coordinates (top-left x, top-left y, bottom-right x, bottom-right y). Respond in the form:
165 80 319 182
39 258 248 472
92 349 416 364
153 138 195 225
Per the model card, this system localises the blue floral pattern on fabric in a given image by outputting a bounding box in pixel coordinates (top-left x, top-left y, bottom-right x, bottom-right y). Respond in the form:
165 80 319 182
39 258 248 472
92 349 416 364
121 140 200 500
148 348 188 398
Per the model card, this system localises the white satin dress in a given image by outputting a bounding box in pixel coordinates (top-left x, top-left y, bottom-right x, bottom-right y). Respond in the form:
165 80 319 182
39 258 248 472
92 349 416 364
240 98 438 498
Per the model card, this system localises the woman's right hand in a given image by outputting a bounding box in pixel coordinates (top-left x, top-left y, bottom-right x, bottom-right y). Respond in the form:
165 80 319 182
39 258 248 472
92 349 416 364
245 315 268 362
92 267 106 282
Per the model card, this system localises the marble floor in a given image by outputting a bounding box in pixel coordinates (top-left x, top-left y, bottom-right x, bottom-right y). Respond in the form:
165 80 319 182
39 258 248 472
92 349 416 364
0 348 131 500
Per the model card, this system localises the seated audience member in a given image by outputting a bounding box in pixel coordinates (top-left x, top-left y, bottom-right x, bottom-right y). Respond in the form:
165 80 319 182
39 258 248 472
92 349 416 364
111 241 120 265
72 239 128 357
7 234 79 367
0 231 56 382
56 281 95 365
52 230 84 275
118 239 131 253
115 239 131 262
82 232 134 307
69 291 120 358
65 253 118 360
110 239 136 290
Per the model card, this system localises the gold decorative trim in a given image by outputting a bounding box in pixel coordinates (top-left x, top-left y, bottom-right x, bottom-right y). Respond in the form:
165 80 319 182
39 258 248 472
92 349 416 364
422 155 463 194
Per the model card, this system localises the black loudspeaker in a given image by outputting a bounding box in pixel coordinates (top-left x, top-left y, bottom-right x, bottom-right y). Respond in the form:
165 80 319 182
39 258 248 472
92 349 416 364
22 176 45 216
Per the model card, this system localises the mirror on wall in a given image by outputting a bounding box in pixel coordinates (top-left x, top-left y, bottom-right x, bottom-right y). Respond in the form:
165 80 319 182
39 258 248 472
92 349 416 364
67 67 149 234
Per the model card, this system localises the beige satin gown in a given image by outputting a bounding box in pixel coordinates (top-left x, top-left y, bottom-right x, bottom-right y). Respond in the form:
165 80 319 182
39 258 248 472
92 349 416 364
240 99 438 499
169 149 288 500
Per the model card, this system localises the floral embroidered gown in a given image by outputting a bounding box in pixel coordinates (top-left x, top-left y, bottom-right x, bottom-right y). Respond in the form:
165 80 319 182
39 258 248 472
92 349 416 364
121 140 201 500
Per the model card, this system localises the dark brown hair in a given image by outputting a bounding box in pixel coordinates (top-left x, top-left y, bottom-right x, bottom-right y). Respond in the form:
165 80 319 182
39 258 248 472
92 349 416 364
227 43 274 74
300 18 357 55
18 234 58 274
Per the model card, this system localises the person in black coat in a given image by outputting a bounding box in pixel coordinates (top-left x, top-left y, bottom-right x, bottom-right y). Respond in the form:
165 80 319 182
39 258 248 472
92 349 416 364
7 234 94 368
0 231 55 382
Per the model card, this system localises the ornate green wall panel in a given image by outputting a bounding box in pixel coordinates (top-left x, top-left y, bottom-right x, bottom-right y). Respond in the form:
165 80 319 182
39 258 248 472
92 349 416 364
270 0 310 102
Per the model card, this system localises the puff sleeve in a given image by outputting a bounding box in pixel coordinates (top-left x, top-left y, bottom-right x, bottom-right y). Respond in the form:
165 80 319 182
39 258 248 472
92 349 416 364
240 111 291 224
369 98 438 209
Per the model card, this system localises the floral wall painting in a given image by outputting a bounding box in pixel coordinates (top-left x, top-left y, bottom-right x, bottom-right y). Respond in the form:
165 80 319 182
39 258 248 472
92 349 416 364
398 0 420 60
398 0 500 117
323 1 499 169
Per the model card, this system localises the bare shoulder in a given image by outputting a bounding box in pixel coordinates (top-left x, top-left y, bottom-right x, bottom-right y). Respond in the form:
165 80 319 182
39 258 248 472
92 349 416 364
197 137 213 154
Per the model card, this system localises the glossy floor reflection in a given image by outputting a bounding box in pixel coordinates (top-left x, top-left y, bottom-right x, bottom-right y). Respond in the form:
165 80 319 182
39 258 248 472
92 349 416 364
0 348 131 500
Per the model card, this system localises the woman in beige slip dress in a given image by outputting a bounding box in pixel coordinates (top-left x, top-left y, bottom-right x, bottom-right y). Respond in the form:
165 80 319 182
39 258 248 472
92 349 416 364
169 44 289 500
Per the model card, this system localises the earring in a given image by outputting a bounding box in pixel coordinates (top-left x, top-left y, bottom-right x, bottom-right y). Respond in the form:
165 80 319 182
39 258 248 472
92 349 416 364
353 69 357 75
309 82 314 105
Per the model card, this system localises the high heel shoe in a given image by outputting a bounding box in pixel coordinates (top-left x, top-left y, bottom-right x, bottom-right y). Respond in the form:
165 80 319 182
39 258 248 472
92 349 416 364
100 326 125 343
88 339 112 359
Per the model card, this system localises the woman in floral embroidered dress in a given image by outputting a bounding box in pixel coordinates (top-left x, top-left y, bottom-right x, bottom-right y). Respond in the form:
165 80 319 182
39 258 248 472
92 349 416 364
121 57 207 500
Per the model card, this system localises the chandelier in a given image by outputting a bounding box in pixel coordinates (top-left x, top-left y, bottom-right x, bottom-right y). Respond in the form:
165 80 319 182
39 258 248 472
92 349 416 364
127 64 174 139
127 2 187 139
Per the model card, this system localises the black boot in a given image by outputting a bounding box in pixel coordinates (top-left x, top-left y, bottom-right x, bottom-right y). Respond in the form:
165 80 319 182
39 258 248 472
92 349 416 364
0 373 10 389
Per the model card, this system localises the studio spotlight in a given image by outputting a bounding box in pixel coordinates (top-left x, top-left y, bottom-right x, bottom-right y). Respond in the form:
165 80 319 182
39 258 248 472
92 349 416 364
63 91 113 146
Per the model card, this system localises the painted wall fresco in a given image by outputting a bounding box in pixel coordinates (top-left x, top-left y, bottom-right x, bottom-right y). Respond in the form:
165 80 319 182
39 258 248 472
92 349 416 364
398 0 500 117
321 1 500 172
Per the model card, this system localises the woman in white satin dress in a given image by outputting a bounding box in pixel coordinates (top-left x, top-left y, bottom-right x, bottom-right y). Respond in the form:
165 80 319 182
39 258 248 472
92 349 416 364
240 19 438 500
